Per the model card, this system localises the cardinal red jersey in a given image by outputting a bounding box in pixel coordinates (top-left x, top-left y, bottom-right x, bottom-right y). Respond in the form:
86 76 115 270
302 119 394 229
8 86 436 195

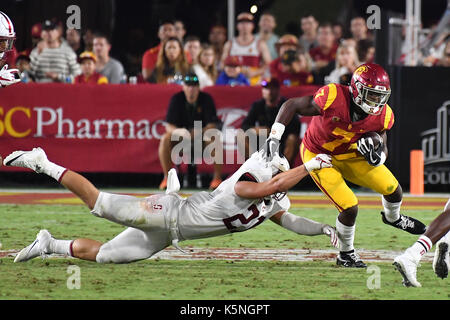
302 83 395 157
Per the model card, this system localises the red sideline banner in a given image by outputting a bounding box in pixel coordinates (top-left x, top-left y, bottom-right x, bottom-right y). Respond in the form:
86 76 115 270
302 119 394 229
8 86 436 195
0 83 318 173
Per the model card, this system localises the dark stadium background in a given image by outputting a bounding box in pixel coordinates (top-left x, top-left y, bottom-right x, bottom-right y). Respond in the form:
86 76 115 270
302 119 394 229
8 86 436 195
3 0 447 76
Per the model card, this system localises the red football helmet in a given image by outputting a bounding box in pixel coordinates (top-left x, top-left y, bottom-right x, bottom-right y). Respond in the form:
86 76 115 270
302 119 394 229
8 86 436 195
349 63 391 116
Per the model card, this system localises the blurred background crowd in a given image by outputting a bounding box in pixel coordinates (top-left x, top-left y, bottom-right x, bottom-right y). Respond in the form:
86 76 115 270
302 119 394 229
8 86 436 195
3 0 449 87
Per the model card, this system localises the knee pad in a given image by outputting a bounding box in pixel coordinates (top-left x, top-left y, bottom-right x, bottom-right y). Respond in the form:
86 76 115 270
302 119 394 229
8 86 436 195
95 243 113 263
90 192 107 218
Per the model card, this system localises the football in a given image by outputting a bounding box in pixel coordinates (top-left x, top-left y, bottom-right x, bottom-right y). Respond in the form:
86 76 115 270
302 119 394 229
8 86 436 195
362 132 383 150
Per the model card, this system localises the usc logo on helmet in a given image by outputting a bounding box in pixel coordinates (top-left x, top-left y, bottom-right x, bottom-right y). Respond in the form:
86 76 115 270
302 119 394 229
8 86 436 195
355 65 368 75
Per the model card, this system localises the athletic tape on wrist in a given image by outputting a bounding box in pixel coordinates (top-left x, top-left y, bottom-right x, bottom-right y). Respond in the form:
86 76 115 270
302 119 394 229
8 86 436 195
269 122 285 140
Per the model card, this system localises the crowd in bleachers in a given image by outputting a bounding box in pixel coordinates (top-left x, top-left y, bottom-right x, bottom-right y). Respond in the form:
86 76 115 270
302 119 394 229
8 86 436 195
8 11 449 87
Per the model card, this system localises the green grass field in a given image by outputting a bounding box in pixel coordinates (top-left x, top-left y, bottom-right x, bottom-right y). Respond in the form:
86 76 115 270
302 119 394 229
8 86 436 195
0 202 449 300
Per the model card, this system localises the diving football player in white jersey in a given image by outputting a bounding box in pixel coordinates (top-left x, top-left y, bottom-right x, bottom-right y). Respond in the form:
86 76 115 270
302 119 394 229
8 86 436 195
5 147 337 264
0 11 21 88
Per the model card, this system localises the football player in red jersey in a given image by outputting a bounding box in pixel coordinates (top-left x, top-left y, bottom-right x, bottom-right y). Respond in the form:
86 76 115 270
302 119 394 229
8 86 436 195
264 63 427 268
0 11 20 87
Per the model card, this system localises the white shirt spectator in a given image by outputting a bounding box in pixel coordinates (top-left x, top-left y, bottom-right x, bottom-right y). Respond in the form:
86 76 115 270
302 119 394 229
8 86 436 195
30 43 81 82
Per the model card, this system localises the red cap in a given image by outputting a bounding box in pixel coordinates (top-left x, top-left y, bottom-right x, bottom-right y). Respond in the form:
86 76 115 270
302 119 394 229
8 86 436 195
31 23 42 38
224 56 242 67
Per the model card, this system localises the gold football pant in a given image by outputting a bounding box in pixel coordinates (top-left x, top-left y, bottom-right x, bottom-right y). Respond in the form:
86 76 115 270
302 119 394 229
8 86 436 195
300 143 399 212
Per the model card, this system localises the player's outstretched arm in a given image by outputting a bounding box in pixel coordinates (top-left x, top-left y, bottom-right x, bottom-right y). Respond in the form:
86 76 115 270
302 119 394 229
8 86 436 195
270 211 339 248
263 96 321 160
234 154 332 199
274 96 321 126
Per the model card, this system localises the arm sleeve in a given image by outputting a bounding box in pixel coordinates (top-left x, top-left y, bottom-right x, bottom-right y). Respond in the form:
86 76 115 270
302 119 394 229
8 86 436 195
279 211 325 236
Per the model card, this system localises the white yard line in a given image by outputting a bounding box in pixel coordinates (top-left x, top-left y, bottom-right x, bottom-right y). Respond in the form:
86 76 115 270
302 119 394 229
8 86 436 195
0 247 435 263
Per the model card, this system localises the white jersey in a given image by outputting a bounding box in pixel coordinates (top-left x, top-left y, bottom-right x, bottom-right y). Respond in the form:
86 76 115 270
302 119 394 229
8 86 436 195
176 155 290 240
91 153 290 263
229 37 261 68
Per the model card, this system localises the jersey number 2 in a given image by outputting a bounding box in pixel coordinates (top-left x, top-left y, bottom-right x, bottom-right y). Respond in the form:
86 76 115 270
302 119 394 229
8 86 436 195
223 204 265 232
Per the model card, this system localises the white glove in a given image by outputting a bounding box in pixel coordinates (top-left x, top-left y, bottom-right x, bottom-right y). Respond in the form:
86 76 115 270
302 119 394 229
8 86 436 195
304 153 332 172
0 64 21 87
323 225 339 249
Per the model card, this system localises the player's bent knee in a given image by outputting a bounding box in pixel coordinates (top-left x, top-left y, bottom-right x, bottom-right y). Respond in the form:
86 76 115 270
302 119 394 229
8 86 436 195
95 242 151 264
90 192 109 218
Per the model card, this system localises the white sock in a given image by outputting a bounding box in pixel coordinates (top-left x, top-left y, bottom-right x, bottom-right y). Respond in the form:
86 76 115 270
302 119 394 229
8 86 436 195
444 199 450 212
48 238 74 257
382 197 402 223
42 160 67 182
336 217 355 252
407 235 433 263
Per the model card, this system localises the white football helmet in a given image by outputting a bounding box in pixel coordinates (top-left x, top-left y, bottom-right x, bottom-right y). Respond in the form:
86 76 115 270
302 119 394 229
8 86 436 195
244 150 290 201
0 11 15 60
246 150 290 181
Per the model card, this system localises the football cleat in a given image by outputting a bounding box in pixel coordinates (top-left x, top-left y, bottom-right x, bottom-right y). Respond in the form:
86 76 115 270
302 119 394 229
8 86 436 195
433 241 449 279
336 250 367 268
14 229 52 263
393 251 421 287
3 147 47 173
381 212 426 235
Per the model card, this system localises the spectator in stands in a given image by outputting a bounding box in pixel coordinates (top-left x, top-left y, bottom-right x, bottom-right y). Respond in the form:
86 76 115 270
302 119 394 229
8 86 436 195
208 25 227 68
74 51 108 84
174 20 186 43
83 29 94 51
142 21 176 81
192 44 218 88
239 78 300 165
221 12 271 85
269 34 314 86
93 33 125 84
53 19 69 49
66 28 84 56
23 23 42 56
325 43 360 85
356 39 375 63
148 37 189 84
436 40 450 67
256 12 280 60
158 72 223 190
309 22 338 84
184 35 201 65
420 31 449 67
15 52 34 83
299 14 319 51
216 56 250 86
30 20 81 83
350 17 369 41
341 38 357 49
332 22 345 43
